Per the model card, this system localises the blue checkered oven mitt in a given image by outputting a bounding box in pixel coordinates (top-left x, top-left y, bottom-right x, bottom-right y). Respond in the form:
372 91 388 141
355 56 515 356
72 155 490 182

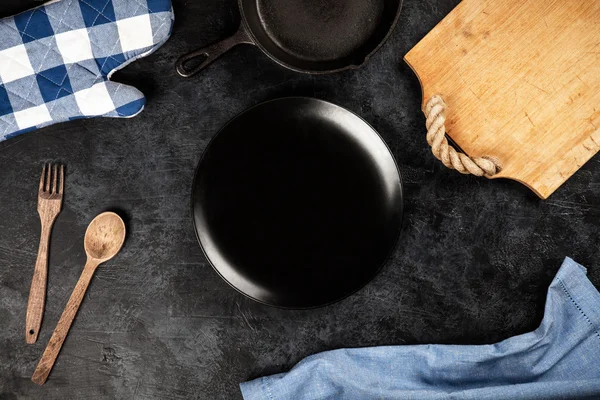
0 0 174 141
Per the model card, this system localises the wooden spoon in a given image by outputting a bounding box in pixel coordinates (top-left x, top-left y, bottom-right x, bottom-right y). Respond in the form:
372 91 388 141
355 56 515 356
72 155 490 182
31 212 126 385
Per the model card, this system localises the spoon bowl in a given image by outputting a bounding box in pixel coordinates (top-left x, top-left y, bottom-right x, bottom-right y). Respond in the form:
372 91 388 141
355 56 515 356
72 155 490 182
84 212 126 262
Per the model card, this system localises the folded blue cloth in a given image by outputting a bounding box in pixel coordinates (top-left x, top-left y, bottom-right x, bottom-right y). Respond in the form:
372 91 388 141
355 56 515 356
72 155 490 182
241 257 600 400
0 0 174 141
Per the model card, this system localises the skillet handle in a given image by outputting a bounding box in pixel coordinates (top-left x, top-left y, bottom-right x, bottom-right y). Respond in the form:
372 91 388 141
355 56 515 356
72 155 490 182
176 25 253 78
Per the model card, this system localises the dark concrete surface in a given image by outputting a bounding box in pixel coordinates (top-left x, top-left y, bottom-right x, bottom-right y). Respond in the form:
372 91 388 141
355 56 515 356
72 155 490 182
1 0 600 399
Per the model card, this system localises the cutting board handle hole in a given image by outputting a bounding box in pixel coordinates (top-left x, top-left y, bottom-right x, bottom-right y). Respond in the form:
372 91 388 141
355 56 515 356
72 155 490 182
482 156 503 173
425 95 501 177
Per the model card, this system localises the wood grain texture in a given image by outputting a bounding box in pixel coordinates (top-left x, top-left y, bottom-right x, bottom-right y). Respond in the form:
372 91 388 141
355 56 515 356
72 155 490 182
32 212 126 385
26 164 64 344
405 0 600 199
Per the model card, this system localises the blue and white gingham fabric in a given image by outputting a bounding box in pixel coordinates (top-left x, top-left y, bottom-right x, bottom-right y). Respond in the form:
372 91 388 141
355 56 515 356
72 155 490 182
241 257 600 400
0 0 174 141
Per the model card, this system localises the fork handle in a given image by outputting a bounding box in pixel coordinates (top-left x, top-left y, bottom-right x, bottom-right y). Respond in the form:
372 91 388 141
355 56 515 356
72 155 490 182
32 258 99 385
26 222 53 344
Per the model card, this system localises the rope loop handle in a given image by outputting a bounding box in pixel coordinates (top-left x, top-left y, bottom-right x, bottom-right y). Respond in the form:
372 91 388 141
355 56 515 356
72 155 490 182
425 95 501 177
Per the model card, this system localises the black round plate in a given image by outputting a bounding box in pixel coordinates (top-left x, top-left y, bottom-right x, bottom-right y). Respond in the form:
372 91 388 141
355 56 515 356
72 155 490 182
192 98 403 308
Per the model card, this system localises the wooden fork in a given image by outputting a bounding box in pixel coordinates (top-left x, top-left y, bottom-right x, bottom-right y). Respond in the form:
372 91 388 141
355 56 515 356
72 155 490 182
26 163 64 344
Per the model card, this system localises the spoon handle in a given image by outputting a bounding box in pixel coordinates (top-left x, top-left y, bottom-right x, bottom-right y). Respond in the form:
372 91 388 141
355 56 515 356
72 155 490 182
32 258 99 385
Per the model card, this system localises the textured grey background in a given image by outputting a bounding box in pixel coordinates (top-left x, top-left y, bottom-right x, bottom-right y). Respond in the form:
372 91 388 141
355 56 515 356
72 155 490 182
1 0 600 399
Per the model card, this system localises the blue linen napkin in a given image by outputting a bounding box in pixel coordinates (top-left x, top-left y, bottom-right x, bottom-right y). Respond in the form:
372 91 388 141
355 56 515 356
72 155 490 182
241 257 600 400
0 0 174 141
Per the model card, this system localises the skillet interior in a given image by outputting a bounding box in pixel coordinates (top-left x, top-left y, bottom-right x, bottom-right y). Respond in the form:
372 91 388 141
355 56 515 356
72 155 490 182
240 0 402 72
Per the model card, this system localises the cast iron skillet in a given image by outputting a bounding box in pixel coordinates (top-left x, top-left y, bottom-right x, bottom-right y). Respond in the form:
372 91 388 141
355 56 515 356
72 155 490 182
176 0 403 77
192 98 403 308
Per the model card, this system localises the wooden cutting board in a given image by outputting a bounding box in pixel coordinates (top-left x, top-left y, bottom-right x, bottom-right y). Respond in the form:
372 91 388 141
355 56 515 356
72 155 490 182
405 0 600 199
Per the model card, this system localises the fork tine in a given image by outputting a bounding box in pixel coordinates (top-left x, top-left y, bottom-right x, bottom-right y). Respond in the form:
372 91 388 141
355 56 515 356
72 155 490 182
39 164 46 193
59 165 64 195
52 164 58 194
45 163 51 192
